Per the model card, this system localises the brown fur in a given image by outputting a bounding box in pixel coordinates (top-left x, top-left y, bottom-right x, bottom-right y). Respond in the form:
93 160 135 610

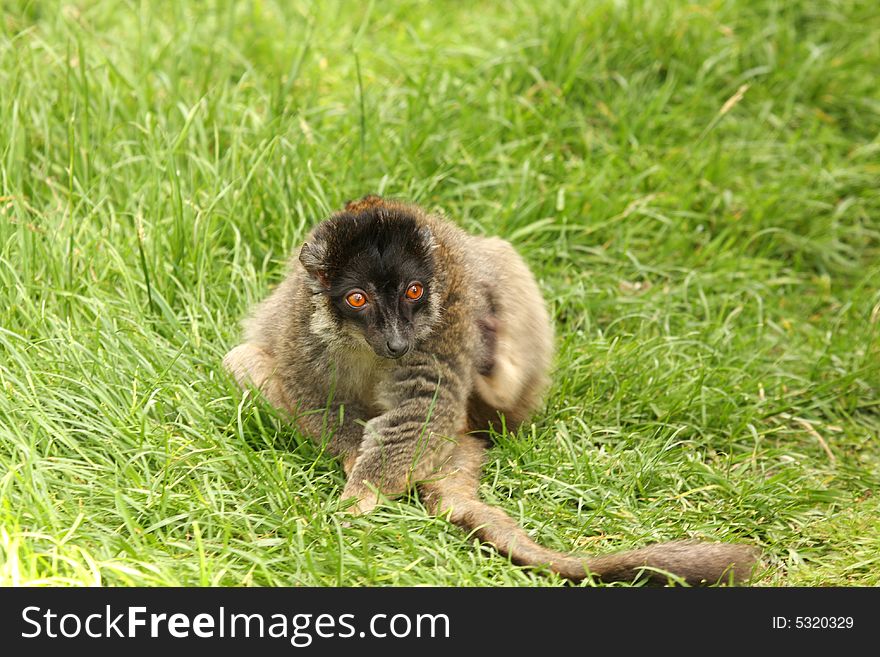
223 195 760 584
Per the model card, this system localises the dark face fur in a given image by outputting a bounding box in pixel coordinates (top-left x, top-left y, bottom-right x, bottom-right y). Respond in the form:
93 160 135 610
299 207 438 359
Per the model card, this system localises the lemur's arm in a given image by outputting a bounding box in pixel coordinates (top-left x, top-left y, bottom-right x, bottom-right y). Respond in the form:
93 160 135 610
341 312 475 514
223 343 368 473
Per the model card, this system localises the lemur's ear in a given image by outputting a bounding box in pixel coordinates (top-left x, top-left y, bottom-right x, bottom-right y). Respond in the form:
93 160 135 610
419 225 437 250
299 241 329 288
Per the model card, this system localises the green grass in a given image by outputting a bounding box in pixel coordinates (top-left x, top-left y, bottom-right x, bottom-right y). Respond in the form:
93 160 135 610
1 0 878 586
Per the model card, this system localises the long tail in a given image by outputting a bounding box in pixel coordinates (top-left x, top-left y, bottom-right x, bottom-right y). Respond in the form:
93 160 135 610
419 435 759 585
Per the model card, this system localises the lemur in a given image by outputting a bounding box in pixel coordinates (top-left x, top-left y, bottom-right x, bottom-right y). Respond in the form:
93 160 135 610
223 195 759 584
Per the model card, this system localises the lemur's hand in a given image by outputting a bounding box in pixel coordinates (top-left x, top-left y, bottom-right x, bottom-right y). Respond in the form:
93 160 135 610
340 479 380 515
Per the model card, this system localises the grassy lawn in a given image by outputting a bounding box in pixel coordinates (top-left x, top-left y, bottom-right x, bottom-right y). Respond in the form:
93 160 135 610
1 0 878 586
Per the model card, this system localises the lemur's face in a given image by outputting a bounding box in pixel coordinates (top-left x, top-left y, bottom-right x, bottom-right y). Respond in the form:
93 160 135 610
299 206 440 359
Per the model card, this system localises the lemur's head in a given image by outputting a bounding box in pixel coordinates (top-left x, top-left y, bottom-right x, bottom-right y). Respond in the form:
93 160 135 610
299 196 441 359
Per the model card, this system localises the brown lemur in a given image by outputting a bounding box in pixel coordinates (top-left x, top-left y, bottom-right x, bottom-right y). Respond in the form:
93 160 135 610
223 195 759 584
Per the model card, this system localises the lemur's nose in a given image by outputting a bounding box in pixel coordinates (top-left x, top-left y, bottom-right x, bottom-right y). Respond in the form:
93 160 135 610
386 337 409 358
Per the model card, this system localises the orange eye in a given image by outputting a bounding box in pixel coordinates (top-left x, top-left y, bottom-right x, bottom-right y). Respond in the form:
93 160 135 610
405 282 424 301
345 291 367 309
